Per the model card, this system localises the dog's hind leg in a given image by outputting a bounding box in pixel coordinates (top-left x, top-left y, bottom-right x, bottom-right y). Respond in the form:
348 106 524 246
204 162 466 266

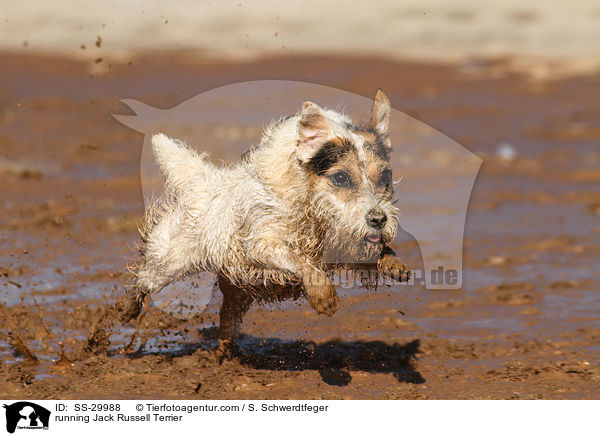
113 286 147 323
83 286 148 356
117 222 202 324
217 274 253 360
84 255 187 356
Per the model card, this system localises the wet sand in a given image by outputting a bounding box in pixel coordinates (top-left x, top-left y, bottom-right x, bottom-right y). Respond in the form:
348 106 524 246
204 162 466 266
0 52 599 399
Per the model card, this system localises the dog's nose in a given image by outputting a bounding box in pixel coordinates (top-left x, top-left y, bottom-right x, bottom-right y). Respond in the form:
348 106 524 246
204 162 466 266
366 209 387 229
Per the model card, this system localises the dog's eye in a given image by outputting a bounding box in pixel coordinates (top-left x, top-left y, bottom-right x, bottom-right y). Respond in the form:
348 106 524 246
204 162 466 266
330 171 352 188
379 169 392 188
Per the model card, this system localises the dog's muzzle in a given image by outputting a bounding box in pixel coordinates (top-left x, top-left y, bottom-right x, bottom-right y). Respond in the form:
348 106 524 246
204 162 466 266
365 208 387 230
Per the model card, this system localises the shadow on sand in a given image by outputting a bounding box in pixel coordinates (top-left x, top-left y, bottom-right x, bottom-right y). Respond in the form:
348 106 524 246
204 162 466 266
128 327 425 386
237 335 425 386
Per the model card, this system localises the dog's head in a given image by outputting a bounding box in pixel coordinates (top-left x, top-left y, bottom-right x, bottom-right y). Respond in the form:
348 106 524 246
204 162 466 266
296 89 399 261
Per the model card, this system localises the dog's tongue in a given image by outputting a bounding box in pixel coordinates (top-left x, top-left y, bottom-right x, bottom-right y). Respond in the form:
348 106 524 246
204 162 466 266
366 234 381 243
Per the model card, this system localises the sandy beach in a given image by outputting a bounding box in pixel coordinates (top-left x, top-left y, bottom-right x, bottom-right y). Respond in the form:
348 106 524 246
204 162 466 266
3 0 600 77
0 50 598 398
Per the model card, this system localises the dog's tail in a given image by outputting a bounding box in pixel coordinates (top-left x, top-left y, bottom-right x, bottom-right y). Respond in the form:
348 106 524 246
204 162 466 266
151 133 208 189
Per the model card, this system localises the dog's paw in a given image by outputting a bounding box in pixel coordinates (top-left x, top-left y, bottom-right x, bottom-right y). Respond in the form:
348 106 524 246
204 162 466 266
214 339 238 364
304 282 339 317
115 289 146 323
378 255 411 282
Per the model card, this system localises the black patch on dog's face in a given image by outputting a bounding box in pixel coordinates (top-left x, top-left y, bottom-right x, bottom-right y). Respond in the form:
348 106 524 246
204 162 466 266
305 138 353 176
369 134 391 161
349 123 390 162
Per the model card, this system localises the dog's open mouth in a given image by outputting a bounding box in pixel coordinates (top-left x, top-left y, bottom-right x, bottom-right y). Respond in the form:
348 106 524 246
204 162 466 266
364 234 381 244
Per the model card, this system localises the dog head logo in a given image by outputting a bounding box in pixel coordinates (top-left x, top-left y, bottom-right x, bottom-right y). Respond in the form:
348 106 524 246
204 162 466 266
114 80 481 294
3 402 50 433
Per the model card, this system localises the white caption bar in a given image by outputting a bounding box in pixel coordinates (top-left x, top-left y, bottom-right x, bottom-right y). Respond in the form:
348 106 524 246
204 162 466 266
0 400 596 435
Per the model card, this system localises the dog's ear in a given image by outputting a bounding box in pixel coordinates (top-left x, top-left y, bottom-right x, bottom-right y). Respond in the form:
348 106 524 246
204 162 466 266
296 102 332 162
371 89 391 149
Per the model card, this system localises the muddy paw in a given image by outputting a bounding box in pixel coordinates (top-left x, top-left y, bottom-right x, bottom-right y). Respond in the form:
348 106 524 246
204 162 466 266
304 282 339 317
215 339 238 364
115 289 146 323
378 255 411 282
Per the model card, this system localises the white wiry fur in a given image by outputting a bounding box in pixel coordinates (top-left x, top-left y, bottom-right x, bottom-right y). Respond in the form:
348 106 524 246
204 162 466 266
132 97 399 304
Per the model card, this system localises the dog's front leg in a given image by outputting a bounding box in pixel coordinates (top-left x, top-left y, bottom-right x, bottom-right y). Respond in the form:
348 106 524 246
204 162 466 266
300 266 339 317
377 245 411 282
251 238 339 317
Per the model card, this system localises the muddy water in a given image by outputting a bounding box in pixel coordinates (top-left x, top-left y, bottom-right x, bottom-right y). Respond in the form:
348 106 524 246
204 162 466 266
0 53 599 399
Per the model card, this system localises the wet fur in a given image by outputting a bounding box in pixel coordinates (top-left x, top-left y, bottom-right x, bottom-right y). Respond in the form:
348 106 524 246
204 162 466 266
122 90 409 355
